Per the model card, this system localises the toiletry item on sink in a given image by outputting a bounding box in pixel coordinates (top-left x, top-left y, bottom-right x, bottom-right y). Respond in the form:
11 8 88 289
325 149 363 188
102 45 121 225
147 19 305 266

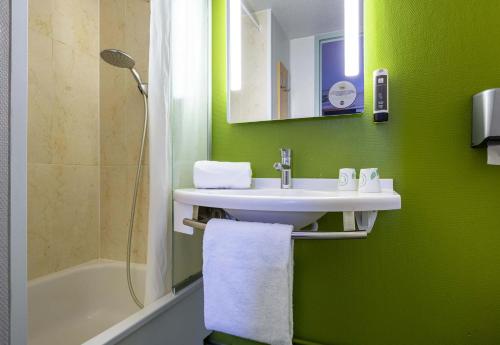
193 161 252 189
203 219 294 345
358 168 381 193
338 168 357 191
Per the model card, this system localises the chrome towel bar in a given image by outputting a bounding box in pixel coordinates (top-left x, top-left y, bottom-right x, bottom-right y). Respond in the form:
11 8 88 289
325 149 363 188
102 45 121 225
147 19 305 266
182 218 368 240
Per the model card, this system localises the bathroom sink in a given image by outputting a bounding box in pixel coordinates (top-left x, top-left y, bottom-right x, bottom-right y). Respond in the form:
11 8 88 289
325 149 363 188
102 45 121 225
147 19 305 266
174 178 401 229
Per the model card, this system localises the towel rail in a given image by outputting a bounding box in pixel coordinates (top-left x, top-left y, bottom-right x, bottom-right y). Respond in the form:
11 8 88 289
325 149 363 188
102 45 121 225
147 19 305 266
182 218 368 240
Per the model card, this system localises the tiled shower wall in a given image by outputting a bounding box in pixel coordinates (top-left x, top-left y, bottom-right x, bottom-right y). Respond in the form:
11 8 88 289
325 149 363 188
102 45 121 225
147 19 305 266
28 0 100 279
28 0 150 280
99 0 150 263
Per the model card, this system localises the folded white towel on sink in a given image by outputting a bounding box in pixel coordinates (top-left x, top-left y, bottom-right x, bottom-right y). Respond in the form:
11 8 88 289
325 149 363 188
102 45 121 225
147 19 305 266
193 161 252 189
203 218 294 345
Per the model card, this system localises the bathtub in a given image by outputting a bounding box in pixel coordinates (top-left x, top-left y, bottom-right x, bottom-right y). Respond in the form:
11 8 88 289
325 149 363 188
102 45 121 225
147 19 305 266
28 260 209 345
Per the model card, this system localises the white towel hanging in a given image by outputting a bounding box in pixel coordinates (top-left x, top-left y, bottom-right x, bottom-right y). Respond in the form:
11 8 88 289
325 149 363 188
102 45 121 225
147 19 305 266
203 218 294 345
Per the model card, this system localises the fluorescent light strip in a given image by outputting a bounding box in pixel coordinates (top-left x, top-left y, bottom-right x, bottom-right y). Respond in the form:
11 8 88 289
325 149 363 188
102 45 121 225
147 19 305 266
344 0 360 77
230 0 242 91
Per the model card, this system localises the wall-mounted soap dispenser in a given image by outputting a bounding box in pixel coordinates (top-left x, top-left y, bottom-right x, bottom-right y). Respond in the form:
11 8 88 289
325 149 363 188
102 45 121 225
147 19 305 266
373 69 389 123
472 89 500 165
472 89 500 147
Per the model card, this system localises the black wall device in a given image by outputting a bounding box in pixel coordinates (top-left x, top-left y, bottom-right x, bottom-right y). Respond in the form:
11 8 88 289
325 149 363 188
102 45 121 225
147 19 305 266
373 69 389 122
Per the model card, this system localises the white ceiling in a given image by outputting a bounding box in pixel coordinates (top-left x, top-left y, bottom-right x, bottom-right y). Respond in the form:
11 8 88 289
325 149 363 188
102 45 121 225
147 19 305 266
245 0 346 39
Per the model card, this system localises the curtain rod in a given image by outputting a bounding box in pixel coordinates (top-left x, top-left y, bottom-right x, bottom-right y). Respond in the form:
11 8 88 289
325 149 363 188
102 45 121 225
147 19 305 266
241 1 262 31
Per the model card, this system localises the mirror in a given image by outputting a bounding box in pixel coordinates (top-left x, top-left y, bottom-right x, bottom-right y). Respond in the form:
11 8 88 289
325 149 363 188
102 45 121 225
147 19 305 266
227 0 364 123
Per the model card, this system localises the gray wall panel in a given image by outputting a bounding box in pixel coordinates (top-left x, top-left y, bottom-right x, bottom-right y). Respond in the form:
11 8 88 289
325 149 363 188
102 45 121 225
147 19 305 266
0 0 10 343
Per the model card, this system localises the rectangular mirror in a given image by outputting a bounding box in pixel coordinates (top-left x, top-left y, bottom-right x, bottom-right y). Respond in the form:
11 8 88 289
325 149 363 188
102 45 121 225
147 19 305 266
227 0 364 123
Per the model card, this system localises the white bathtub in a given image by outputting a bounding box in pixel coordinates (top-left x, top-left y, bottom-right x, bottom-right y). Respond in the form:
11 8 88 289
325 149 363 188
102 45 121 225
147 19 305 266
28 260 209 345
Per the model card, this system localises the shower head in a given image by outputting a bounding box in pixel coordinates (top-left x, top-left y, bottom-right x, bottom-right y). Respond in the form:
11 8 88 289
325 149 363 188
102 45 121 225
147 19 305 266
100 49 136 69
100 49 148 97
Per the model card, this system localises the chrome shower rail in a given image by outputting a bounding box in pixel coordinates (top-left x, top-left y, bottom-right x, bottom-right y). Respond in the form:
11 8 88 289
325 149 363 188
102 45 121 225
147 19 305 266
182 218 368 240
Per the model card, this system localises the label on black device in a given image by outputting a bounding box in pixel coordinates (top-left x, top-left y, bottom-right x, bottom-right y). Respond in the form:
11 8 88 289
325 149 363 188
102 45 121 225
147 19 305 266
375 75 388 111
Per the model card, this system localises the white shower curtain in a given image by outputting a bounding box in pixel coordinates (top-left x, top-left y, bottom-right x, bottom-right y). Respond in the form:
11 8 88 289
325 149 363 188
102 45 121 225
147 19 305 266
145 0 210 304
171 0 210 188
145 0 172 305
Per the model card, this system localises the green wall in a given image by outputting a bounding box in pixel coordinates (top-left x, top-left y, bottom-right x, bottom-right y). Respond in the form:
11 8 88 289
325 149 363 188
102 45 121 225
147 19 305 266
210 0 500 344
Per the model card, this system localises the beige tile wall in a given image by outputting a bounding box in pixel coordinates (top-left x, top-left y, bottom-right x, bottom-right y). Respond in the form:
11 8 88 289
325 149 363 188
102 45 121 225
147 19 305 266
28 0 100 279
28 0 150 279
230 10 270 122
99 0 150 263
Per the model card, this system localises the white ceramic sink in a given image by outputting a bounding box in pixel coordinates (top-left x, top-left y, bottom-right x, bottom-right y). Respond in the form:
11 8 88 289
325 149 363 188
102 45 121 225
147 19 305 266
174 178 401 229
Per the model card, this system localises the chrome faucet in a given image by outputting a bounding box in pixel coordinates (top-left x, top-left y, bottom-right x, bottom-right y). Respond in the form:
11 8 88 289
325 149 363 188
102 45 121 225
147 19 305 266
273 148 292 189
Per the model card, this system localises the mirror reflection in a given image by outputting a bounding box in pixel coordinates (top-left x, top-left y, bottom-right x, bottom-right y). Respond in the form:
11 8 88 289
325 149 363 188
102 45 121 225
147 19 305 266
227 0 364 123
